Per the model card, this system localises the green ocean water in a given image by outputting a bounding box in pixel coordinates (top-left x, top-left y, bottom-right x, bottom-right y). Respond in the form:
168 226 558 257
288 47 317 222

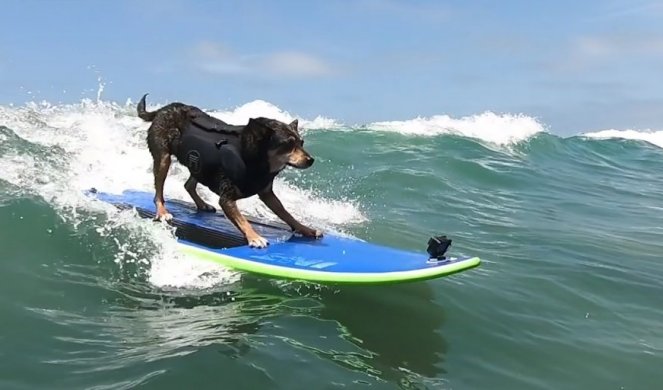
1 100 662 389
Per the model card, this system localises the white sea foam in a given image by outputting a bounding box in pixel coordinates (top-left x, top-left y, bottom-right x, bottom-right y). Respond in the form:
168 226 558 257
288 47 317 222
367 111 545 145
583 129 663 149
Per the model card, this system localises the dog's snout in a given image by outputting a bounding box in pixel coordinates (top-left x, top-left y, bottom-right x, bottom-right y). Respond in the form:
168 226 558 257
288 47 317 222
287 148 315 169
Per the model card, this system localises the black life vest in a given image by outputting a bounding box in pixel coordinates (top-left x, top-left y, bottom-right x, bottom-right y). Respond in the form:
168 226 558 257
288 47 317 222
174 111 277 196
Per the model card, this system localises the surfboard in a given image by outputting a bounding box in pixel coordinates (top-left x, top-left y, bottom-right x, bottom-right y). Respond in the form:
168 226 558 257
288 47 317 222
88 189 480 284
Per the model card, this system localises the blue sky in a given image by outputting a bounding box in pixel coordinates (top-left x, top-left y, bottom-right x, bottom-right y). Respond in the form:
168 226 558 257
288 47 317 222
1 0 662 134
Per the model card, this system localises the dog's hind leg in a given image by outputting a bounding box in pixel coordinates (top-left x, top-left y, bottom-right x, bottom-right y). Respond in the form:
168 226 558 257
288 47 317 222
184 176 216 212
153 154 173 221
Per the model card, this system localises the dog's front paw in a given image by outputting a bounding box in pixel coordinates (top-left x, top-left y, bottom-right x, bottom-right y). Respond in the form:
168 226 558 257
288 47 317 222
154 212 173 222
295 225 323 239
248 235 269 248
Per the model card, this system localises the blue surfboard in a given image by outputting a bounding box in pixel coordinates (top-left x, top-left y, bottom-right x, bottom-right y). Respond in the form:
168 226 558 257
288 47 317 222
88 189 480 284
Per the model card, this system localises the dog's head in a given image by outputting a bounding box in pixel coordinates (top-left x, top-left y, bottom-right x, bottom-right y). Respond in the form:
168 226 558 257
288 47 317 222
246 117 314 172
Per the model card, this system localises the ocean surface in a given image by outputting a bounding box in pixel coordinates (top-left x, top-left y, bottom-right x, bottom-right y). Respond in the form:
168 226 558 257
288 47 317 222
1 95 662 390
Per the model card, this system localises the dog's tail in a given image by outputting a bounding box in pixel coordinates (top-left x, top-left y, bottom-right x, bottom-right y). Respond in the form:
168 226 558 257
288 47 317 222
137 93 157 122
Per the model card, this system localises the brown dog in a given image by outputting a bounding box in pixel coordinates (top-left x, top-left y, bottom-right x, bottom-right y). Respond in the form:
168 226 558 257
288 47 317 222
137 94 322 248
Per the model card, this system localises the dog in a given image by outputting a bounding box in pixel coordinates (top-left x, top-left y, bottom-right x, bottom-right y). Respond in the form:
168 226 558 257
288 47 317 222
137 94 322 248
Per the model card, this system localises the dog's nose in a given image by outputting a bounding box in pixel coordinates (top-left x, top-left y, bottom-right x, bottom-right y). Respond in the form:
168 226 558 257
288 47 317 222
307 157 315 166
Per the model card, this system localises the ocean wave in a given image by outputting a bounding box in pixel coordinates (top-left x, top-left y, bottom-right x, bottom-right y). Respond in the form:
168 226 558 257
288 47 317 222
582 129 663 149
367 111 546 145
0 98 363 288
141 98 545 145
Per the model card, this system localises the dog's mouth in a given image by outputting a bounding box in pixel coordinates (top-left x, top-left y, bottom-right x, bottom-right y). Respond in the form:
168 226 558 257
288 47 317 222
287 157 315 169
268 152 314 172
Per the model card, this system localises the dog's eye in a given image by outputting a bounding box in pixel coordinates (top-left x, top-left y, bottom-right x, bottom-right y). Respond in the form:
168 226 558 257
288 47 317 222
278 137 296 150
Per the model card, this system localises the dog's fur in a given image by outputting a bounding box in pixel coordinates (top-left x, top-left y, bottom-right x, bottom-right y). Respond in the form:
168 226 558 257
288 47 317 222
137 94 322 248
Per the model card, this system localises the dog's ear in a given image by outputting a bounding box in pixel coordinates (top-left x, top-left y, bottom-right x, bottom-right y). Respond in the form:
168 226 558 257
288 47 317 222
247 117 275 141
248 117 274 132
289 119 299 132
